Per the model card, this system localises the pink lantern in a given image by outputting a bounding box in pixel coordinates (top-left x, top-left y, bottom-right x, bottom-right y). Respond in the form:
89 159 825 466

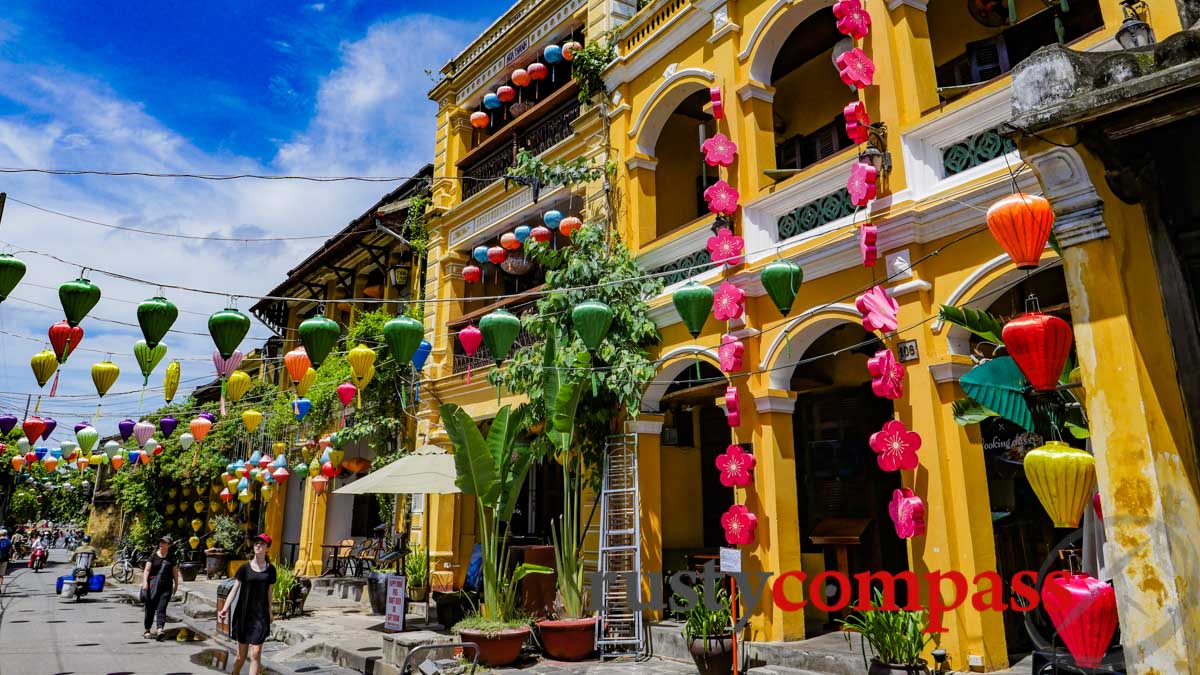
725 385 741 428
463 264 482 284
1093 492 1102 521
847 160 878 206
319 436 332 450
511 68 530 87
459 325 483 384
563 41 582 61
273 467 291 483
530 226 552 243
721 504 758 545
337 382 357 407
133 421 155 448
844 101 871 144
487 246 507 264
867 349 905 400
497 85 516 103
719 334 744 374
259 454 273 469
716 445 755 487
220 487 233 502
859 223 878 267
528 62 548 81
1041 573 1118 669
311 475 329 494
856 285 899 333
870 419 921 471
889 488 926 538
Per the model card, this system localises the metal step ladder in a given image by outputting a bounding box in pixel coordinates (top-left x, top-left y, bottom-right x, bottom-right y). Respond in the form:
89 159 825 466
594 425 644 658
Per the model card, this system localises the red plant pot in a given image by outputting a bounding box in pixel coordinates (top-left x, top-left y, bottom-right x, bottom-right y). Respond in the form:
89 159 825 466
458 627 530 667
537 617 596 661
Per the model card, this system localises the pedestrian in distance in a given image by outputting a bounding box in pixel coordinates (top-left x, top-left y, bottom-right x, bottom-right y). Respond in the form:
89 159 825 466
141 535 182 640
218 533 276 675
0 529 11 594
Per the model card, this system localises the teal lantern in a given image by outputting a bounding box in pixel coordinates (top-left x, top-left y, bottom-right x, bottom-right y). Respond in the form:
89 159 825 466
0 253 27 302
479 309 522 364
760 260 803 317
59 277 102 327
299 314 340 368
673 281 713 338
572 300 614 352
383 315 424 364
137 296 178 348
208 308 251 359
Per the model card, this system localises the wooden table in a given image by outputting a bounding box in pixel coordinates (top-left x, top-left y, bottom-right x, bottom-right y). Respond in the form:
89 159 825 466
809 517 872 619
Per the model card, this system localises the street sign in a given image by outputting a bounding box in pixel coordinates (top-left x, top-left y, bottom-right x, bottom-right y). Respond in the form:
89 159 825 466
719 547 742 573
384 574 407 632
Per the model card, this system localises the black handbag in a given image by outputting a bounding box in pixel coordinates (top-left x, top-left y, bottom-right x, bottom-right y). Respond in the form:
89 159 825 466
141 555 168 604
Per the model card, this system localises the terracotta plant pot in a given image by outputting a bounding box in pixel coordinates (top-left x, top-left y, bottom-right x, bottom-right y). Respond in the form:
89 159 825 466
537 617 596 661
688 635 734 675
409 585 429 603
458 626 530 667
868 659 930 675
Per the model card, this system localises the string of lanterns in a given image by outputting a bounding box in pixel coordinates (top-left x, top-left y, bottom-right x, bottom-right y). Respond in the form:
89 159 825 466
470 38 584 131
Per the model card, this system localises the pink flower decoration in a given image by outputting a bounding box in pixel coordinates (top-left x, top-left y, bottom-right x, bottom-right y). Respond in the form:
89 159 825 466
704 180 740 215
848 160 878 206
889 488 927 539
836 47 876 89
716 444 756 487
713 281 746 321
721 504 759 545
833 0 872 39
725 385 741 428
844 101 871 145
710 86 724 119
867 348 905 399
707 227 745 266
859 223 878 267
701 133 738 167
856 285 899 333
870 419 921 472
719 334 744 374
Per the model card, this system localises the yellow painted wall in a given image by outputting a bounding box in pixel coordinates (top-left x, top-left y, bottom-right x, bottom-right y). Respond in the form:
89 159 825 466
660 444 704 549
772 50 848 139
925 0 1048 66
654 112 706 236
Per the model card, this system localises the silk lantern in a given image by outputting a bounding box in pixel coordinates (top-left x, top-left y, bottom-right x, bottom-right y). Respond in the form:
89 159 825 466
49 320 84 363
189 536 201 549
41 417 56 440
530 226 552 243
1024 441 1096 528
133 339 167 385
573 300 613 352
472 246 489 264
164 361 181 403
482 93 501 110
463 264 482 284
299 314 340 368
543 210 563 230
145 439 160 456
470 111 489 129
337 382 356 408
179 432 194 451
31 350 58 389
311 475 329 494
1003 311 1073 392
296 367 317 397
673 281 713 338
383 315 424 365
528 62 547 81
986 193 1054 270
273 467 291 483
0 415 16 435
563 40 582 60
208 308 250 359
294 398 312 422
544 44 563 64
133 421 155 448
512 68 530 86
91 360 120 397
514 225 531 242
137 296 177 348
558 216 582 238
760 261 803 317
1041 573 1117 669
190 417 212 444
487 246 506 264
500 232 521 250
11 455 25 471
497 85 515 103
455 324 483 383
59 277 101 327
242 409 263 434
479 310 521 364
285 347 311 385
160 415 178 438
226 370 251 404
0 253 27 302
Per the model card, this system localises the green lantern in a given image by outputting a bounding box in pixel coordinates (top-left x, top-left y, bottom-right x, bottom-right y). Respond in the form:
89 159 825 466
760 261 803 317
479 309 521 364
299 315 340 368
137 296 178 348
572 300 614 352
208 308 250 359
672 281 713 338
330 431 348 449
133 340 168 386
59 277 102 327
383 315 424 364
307 455 321 478
0 253 27 302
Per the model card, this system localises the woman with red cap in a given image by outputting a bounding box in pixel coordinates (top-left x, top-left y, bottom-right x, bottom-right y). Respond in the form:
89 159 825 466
219 533 276 674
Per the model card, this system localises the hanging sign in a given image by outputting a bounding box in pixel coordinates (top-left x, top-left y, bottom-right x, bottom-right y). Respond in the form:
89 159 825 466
897 340 919 362
719 547 742 574
384 574 408 632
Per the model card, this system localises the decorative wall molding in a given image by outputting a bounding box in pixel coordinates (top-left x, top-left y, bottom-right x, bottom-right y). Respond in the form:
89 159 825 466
1023 146 1108 247
886 0 929 10
626 156 659 171
737 81 775 103
928 361 972 384
743 0 835 83
632 418 665 434
628 67 718 155
754 392 798 414
604 4 711 90
448 185 569 247
643 345 724 411
901 86 1017 200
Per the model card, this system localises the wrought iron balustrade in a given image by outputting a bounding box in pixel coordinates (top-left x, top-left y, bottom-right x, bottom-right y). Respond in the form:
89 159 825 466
461 98 581 199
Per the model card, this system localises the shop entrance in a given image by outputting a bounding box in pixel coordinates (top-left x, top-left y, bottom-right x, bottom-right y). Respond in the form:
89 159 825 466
789 323 906 632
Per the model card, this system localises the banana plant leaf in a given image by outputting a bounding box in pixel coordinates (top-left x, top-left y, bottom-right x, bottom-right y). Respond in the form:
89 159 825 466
939 305 1005 346
442 404 498 501
497 441 533 524
959 356 1035 431
951 397 999 425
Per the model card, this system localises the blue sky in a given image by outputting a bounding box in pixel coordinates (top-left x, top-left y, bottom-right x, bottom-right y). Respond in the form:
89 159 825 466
0 1 508 437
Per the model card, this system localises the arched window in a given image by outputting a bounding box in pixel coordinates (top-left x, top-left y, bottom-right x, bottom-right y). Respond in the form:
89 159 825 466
653 90 717 237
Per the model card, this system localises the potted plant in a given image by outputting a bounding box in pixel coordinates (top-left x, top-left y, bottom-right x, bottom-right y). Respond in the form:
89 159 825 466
367 564 391 615
433 589 473 630
205 516 243 579
442 403 552 667
406 552 429 604
679 583 735 675
534 334 597 660
273 563 297 618
839 589 934 674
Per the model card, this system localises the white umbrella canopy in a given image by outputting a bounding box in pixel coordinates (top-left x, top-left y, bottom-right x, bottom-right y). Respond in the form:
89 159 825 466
334 445 461 495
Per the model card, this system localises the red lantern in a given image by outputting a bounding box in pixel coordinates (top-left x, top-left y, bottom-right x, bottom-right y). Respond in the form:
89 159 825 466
1003 311 1073 392
986 193 1055 269
470 111 489 129
558 216 582 237
1041 573 1117 669
487 246 507 264
497 86 516 103
530 226 552 243
49 320 84 362
463 264 482 284
500 232 521 250
528 62 548 81
512 69 530 87
321 461 336 478
458 325 483 384
563 41 582 61
219 487 233 502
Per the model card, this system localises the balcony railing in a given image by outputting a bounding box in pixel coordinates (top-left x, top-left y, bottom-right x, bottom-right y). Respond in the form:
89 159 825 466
450 291 542 375
461 97 581 199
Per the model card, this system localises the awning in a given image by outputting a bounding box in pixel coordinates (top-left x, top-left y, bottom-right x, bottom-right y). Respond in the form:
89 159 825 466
334 445 461 495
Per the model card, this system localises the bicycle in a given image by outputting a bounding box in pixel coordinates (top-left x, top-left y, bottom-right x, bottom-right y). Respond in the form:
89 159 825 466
111 543 149 584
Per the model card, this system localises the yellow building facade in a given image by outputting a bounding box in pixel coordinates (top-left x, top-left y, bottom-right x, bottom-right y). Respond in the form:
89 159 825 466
422 0 1200 671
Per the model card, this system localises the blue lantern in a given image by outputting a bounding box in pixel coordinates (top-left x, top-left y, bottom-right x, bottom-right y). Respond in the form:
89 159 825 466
544 45 563 64
294 398 312 422
320 449 332 464
412 340 432 372
128 450 141 465
237 476 249 491
514 225 532 242
249 450 262 466
48 447 62 460
473 246 489 263
483 93 501 110
35 446 47 461
543 210 563 229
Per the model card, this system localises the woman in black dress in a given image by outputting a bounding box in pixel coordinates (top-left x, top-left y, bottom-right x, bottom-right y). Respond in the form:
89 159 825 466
141 535 182 640
218 533 276 675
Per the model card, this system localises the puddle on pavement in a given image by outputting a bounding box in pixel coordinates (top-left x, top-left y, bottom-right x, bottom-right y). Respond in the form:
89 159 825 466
190 649 280 675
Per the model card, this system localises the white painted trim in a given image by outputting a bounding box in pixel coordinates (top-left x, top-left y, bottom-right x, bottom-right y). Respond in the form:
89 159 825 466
738 0 794 62
636 221 714 270
643 345 724 411
626 156 659 171
737 82 775 103
448 185 569 248
759 302 859 367
932 251 1061 332
744 0 836 83
742 154 860 263
928 361 971 384
605 6 711 90
708 21 742 44
627 67 717 147
632 419 665 434
607 102 632 119
887 0 928 9
754 393 798 414
889 279 932 297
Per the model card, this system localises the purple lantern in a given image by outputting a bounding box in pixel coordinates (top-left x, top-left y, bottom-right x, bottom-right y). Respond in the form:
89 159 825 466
41 417 57 440
199 412 216 423
118 419 136 443
0 415 17 435
159 416 178 438
74 421 90 434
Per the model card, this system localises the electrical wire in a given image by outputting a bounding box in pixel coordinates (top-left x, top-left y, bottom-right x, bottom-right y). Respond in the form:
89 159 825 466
0 167 445 183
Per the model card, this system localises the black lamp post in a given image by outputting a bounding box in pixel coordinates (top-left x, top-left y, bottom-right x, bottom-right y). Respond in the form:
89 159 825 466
1116 0 1155 48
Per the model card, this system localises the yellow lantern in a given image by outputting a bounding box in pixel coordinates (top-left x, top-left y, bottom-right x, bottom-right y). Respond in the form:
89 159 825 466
189 536 201 549
272 441 287 456
194 500 206 513
348 344 376 380
226 500 237 512
238 489 252 504
191 518 203 532
227 371 251 403
168 487 178 498
261 484 274 501
242 409 263 434
1024 441 1096 528
91 360 120 396
166 503 177 515
296 367 317 397
209 500 221 513
31 350 58 388
226 478 239 493
164 361 181 403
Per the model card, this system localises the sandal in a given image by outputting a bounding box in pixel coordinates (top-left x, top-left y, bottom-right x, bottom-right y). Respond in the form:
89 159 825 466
143 631 153 639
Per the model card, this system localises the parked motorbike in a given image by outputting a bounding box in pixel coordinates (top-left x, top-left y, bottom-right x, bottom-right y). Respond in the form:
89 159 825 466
29 546 48 572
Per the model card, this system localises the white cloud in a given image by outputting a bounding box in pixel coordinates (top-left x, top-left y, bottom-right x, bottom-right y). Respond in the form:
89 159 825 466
307 3 327 12
0 14 477 434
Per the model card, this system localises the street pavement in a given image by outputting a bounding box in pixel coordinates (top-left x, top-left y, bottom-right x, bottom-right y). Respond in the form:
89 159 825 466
0 548 262 675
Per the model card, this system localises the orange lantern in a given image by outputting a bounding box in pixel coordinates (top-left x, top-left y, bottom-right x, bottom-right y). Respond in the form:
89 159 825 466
284 347 311 384
342 456 371 474
512 68 530 86
311 475 328 494
190 417 213 444
470 111 489 129
559 216 582 237
986 193 1054 270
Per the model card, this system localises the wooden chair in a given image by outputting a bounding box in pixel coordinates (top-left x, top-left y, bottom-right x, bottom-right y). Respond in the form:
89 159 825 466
323 538 357 577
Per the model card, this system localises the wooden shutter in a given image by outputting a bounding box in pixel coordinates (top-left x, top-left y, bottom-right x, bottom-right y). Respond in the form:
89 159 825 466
966 36 1010 83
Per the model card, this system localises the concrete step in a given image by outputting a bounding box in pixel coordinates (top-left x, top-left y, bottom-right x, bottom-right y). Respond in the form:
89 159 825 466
747 667 836 675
